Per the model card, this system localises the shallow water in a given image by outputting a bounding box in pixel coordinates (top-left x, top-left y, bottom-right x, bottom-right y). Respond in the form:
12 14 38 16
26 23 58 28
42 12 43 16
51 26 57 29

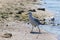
44 0 60 24
39 25 60 35
36 0 60 24
38 0 60 39
33 0 60 39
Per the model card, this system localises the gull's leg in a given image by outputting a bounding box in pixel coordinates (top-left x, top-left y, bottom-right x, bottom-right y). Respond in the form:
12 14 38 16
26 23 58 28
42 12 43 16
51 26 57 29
30 26 34 32
37 26 41 33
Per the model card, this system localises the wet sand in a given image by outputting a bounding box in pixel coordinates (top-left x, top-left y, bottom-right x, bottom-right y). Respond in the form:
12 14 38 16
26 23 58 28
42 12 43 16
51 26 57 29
0 21 57 40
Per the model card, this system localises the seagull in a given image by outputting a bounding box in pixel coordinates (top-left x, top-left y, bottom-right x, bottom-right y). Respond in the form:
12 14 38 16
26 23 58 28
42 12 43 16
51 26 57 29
28 11 43 33
28 12 60 40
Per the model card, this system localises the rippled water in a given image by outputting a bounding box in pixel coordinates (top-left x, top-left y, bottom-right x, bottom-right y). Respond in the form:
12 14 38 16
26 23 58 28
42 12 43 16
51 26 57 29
45 0 60 13
39 0 60 39
41 0 60 24
36 0 60 24
35 1 60 39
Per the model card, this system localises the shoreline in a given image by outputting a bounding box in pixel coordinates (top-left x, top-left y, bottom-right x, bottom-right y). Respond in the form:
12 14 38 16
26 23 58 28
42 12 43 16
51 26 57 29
0 0 58 40
0 21 57 40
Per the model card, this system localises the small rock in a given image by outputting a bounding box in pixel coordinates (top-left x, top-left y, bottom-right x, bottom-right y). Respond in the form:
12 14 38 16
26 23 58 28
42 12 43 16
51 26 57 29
6 24 8 26
27 23 29 24
37 8 45 11
28 9 36 12
16 11 24 14
9 12 13 14
2 33 12 38
57 24 60 26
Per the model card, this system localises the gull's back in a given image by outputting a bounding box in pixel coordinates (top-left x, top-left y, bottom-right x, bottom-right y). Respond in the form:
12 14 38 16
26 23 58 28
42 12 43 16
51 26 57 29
28 12 41 26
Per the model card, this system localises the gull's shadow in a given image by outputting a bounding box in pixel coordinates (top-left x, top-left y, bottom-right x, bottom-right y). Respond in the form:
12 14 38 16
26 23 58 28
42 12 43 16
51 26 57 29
30 32 42 34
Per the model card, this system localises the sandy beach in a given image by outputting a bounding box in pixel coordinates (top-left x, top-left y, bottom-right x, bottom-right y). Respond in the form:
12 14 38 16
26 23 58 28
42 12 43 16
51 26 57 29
0 21 57 40
0 0 58 40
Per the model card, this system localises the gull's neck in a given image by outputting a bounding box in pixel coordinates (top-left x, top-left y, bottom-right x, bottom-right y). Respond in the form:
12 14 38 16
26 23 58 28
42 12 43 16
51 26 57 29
28 13 33 19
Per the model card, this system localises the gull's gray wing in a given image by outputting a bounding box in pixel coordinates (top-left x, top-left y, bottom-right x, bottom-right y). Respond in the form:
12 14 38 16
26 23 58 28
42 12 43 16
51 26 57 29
33 18 42 25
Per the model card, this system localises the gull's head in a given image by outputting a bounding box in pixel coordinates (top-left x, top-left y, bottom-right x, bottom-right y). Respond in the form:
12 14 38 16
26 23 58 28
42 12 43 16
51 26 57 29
28 11 32 15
